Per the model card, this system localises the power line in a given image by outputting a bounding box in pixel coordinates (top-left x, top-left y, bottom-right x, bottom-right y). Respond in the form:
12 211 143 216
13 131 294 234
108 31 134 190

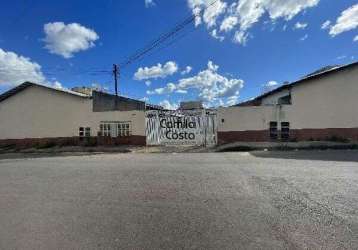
118 0 219 69
111 0 219 97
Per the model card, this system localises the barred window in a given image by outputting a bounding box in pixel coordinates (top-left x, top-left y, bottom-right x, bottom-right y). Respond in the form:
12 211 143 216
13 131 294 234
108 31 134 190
281 122 290 140
100 122 131 137
85 127 91 137
117 123 131 137
100 124 111 137
269 122 278 140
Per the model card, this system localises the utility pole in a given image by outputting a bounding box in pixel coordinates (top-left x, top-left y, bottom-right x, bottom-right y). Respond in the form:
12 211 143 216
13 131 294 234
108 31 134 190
113 64 119 96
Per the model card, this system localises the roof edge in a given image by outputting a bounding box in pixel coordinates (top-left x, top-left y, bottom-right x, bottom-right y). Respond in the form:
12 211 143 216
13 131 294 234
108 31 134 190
0 82 91 103
235 61 358 107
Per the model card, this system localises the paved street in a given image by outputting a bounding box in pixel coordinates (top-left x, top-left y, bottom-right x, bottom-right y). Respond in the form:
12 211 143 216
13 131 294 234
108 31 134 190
0 151 358 249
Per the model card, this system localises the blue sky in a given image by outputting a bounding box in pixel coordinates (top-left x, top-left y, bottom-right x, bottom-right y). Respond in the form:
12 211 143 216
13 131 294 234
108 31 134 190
0 0 357 108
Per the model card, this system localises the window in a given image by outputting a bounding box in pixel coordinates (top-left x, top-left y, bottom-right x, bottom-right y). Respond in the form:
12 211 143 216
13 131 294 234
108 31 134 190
117 122 131 137
79 127 91 138
100 122 131 137
79 127 84 137
85 127 91 137
278 95 292 105
281 122 290 140
100 124 111 137
269 122 278 140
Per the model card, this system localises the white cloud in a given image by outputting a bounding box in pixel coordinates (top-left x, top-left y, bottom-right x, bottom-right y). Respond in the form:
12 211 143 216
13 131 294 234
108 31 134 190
52 81 63 89
263 0 319 20
145 0 155 8
159 100 178 110
147 82 177 95
294 22 308 30
0 48 46 86
147 88 165 95
187 0 320 45
134 61 178 81
43 22 99 59
329 4 358 37
145 80 151 86
0 48 63 90
300 34 308 41
321 20 331 30
147 60 244 106
211 29 225 41
233 30 249 45
266 80 278 87
354 35 358 42
176 89 188 94
220 16 238 32
181 66 193 75
188 0 227 27
261 80 279 93
336 55 346 60
226 95 239 106
141 97 149 102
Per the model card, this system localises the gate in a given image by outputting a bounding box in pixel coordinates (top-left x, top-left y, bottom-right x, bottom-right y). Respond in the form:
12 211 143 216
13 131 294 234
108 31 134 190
146 109 217 147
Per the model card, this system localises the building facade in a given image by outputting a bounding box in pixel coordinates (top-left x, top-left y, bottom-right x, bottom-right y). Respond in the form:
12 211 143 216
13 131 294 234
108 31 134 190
218 62 358 144
0 82 149 145
1 62 357 147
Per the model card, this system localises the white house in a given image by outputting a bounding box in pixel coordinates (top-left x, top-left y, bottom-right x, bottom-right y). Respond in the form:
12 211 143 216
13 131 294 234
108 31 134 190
1 62 357 147
0 82 155 145
218 62 358 143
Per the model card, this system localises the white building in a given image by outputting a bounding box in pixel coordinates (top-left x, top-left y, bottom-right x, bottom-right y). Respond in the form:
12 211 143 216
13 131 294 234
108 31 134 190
0 62 357 147
0 82 155 145
218 62 358 143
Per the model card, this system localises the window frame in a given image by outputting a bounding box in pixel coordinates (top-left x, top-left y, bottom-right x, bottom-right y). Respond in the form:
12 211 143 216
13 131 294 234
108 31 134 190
269 121 278 140
100 121 132 138
281 122 290 140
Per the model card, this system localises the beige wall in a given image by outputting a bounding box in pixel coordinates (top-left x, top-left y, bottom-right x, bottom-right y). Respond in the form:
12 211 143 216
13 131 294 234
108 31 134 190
261 88 290 105
87 111 145 137
0 85 145 139
218 66 358 132
218 106 276 131
289 66 358 129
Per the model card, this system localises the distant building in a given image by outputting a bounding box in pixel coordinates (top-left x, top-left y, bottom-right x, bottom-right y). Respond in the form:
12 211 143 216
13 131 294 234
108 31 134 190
217 62 358 143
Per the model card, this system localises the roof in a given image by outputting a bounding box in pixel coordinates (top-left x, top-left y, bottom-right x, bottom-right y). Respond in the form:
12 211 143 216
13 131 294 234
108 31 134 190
0 82 90 103
91 90 163 111
236 61 358 107
0 81 163 110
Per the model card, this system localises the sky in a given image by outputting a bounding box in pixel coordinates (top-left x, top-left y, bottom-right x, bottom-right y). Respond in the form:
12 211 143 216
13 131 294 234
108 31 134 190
0 0 357 109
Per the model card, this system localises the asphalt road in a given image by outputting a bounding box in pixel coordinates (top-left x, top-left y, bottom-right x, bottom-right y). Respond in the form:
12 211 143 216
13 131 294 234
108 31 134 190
0 151 358 249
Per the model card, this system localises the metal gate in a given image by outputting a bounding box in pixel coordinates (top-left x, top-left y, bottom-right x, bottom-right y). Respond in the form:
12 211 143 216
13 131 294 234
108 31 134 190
146 109 217 147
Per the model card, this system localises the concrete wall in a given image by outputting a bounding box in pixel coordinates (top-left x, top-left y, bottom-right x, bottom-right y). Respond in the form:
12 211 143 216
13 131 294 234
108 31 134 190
218 106 279 131
261 88 290 105
289 66 358 129
0 85 145 140
218 65 358 142
92 91 146 112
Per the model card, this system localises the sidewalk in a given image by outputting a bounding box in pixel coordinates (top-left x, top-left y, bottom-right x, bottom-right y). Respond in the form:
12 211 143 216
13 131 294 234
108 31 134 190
215 141 358 152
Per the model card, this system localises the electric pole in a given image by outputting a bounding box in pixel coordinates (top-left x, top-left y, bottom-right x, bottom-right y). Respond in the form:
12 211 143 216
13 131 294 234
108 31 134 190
113 64 119 96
